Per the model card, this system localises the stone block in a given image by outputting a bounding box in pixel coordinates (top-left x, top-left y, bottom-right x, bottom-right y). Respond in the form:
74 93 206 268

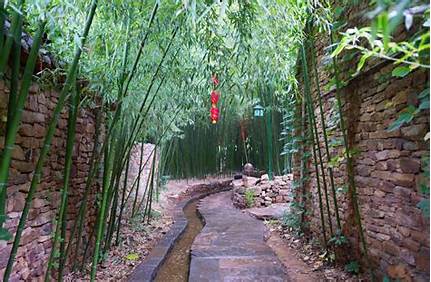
415 247 430 272
390 172 415 187
399 158 421 174
356 165 371 176
279 189 289 196
11 145 25 161
375 150 401 161
401 124 427 140
382 241 401 256
33 124 45 138
21 110 45 123
8 191 25 212
33 212 52 227
371 170 392 180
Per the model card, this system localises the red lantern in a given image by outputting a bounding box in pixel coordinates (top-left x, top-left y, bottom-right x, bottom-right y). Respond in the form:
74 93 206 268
210 90 219 104
211 74 219 86
209 74 220 124
210 106 219 124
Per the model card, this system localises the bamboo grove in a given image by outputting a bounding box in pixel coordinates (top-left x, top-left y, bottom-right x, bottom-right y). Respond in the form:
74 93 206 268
0 0 317 280
0 0 429 281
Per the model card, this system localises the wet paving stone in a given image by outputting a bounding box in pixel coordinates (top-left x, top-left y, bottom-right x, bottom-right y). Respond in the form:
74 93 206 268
190 191 289 281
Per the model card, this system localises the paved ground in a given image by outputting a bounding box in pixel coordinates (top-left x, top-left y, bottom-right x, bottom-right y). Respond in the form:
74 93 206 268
189 191 289 281
246 203 290 220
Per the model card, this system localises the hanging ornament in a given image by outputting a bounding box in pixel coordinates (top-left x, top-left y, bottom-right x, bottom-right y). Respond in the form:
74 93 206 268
210 90 219 104
211 74 219 86
209 74 220 124
210 106 219 124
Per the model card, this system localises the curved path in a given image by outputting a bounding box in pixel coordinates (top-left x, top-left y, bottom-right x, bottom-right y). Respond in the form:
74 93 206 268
189 191 289 281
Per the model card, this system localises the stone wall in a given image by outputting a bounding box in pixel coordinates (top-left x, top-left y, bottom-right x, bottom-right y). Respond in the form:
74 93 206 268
232 174 292 209
0 39 102 279
129 143 157 195
0 73 159 281
294 3 429 281
0 81 102 280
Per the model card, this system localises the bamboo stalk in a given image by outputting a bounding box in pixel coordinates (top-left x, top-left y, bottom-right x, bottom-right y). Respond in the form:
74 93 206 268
0 21 45 242
299 94 307 225
3 1 98 278
67 107 102 271
330 31 369 257
144 146 157 224
126 26 179 153
0 0 24 76
90 134 114 281
5 6 23 139
309 30 342 231
125 145 153 205
58 80 80 279
301 44 327 247
0 0 6 51
105 2 158 141
132 142 144 216
103 125 127 254
302 31 333 235
136 160 152 216
115 148 131 246
44 77 80 282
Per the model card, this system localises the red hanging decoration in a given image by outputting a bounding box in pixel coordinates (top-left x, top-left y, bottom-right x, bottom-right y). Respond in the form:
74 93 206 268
210 90 219 104
210 106 219 124
211 74 219 86
210 74 220 124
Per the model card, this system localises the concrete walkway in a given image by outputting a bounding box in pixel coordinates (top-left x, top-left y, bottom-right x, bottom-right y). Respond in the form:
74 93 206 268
189 191 289 281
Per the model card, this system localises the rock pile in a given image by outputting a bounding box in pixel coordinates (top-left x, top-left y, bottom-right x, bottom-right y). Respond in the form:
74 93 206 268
232 174 293 209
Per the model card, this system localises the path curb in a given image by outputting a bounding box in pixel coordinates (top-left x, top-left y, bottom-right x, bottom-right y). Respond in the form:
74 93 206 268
128 180 232 282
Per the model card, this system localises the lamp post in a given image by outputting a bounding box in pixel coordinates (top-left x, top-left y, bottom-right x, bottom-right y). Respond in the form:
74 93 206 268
253 103 273 180
253 104 264 117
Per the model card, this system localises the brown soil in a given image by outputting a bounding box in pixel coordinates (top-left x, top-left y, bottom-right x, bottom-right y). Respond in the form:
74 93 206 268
265 224 365 281
267 233 325 281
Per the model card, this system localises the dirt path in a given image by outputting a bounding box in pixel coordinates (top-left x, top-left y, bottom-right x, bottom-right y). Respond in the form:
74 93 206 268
190 191 289 281
266 233 324 281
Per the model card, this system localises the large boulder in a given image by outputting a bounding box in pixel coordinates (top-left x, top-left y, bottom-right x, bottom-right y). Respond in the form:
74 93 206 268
242 163 261 177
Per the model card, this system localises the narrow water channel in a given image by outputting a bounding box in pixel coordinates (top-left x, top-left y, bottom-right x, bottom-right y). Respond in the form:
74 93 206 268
154 199 203 282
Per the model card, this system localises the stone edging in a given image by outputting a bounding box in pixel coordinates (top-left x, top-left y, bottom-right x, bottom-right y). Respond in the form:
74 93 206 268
128 181 232 282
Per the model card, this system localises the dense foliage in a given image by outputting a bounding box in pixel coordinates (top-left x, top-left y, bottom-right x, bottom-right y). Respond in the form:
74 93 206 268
0 0 428 280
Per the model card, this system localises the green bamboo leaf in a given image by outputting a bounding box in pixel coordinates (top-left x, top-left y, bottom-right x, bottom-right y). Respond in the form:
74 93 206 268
356 53 371 72
418 88 430 99
387 106 417 131
417 199 430 218
0 227 12 241
419 99 430 110
331 39 348 57
392 66 411 77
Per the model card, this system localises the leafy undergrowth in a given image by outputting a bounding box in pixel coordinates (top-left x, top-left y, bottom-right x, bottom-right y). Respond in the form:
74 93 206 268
64 213 173 282
266 221 366 281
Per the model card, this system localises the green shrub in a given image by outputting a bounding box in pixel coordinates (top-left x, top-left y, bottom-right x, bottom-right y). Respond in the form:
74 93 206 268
150 209 161 219
244 190 255 208
345 260 359 274
281 202 305 237
328 229 348 246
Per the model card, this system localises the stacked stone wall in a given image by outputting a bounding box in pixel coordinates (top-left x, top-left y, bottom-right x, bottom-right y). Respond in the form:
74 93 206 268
232 175 292 209
0 79 102 280
295 2 430 281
